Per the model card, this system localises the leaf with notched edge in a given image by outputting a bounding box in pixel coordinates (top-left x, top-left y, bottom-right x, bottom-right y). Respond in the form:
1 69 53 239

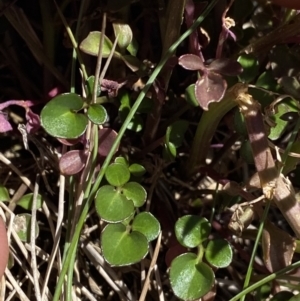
195 72 227 110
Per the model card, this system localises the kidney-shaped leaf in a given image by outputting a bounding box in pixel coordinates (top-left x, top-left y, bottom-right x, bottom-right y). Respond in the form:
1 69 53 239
101 223 148 266
95 185 134 222
170 253 214 300
175 215 211 248
195 72 227 111
105 163 130 186
17 193 43 210
178 54 205 71
132 212 160 242
122 182 146 207
41 93 88 138
205 239 233 268
80 31 115 58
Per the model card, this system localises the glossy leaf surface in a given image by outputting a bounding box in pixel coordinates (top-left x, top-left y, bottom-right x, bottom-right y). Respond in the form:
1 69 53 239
205 239 233 268
101 223 148 266
105 163 130 186
132 212 160 242
170 253 214 300
87 104 107 125
95 185 134 222
175 215 211 248
41 93 88 138
122 182 147 207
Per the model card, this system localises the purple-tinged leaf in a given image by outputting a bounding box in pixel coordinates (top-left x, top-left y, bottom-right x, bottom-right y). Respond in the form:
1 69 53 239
47 86 62 98
0 100 37 133
195 72 227 111
59 150 87 176
57 138 81 146
0 100 35 111
101 79 126 97
0 113 12 133
98 128 119 157
178 54 205 71
25 108 40 133
207 59 243 76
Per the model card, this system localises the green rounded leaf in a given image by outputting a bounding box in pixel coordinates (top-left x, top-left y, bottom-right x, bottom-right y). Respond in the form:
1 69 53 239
128 163 146 177
238 54 259 83
205 239 232 268
95 185 134 222
105 163 130 186
175 216 211 248
87 104 107 125
80 31 117 58
41 93 88 138
122 182 146 207
0 185 9 202
112 23 133 50
132 212 160 242
13 213 39 242
114 156 129 166
170 253 214 300
101 223 148 266
17 193 43 210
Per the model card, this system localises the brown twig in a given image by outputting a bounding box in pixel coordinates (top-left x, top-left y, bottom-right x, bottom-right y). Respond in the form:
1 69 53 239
233 84 300 238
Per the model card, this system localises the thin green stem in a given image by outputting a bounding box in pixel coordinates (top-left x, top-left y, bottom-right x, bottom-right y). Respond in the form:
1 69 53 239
52 1 219 299
229 259 300 301
54 0 88 82
70 0 86 93
92 13 106 103
240 201 271 301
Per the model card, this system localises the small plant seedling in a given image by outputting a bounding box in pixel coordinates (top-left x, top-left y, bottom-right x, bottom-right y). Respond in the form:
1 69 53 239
95 158 160 266
170 215 232 300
